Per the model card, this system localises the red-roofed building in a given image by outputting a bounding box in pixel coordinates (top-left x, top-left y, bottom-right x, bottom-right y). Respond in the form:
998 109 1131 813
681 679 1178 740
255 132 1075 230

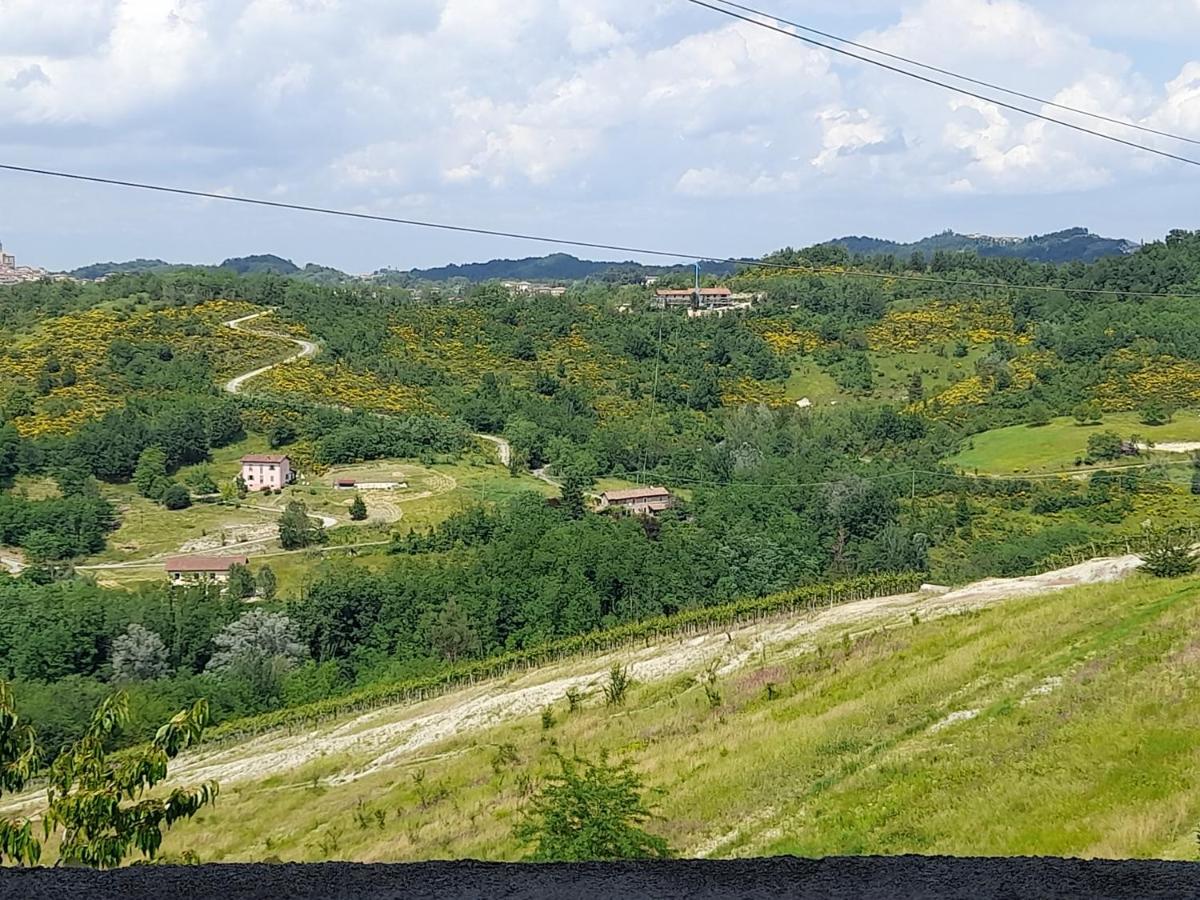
240 454 294 491
596 486 675 516
165 556 249 587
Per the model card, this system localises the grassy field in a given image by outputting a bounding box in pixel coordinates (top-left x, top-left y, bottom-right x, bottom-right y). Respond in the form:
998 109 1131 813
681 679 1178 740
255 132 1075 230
81 439 558 593
154 574 1200 863
784 348 986 409
950 412 1200 474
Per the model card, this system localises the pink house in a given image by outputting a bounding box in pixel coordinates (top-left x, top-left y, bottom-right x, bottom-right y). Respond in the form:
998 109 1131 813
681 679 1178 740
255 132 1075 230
240 454 294 491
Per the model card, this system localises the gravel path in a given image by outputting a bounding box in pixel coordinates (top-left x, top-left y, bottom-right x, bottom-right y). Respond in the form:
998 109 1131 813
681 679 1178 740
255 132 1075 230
153 554 1142 793
223 310 318 395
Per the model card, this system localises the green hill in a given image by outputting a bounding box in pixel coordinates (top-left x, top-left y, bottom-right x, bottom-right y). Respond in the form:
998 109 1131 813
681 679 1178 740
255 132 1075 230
831 227 1136 264
142 569 1200 864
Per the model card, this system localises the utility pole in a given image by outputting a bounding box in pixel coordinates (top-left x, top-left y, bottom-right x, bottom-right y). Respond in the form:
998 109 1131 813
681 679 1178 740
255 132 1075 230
694 261 701 310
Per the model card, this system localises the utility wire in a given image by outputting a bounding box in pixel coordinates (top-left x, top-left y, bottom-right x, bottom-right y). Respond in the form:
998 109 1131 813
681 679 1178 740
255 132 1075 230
682 0 1200 169
710 0 1200 147
2 161 1197 301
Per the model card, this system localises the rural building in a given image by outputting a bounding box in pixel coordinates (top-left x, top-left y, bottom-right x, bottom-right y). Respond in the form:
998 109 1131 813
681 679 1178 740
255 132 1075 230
596 486 675 515
653 287 737 309
334 478 357 490
165 556 249 587
501 281 568 297
241 454 294 491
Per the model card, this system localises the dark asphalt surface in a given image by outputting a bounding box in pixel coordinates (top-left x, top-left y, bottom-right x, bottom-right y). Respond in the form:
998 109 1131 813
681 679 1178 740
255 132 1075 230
3 856 1200 899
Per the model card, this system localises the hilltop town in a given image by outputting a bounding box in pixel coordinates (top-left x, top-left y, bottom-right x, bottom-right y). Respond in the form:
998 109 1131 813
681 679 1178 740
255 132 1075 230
0 241 50 285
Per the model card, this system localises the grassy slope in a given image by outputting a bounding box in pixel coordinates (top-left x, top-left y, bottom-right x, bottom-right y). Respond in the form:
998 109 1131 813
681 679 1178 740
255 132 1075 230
784 348 987 408
950 412 1200 474
160 575 1200 863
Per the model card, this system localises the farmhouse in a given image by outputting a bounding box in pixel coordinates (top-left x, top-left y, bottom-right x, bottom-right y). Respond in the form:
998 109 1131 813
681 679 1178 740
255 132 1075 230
653 287 739 310
241 454 294 491
596 486 675 515
165 556 249 587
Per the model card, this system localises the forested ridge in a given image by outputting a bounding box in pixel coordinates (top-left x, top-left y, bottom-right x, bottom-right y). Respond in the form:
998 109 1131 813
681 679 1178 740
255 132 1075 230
3 230 1200 754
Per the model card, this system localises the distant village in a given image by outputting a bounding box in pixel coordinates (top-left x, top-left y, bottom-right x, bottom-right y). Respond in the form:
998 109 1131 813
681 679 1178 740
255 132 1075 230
0 241 51 285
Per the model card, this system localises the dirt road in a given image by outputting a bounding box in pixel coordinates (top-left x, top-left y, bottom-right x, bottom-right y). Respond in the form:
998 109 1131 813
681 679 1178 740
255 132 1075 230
223 311 318 395
152 554 1142 792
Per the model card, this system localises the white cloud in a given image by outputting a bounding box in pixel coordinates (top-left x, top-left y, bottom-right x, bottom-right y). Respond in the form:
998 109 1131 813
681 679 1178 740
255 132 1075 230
0 0 1197 270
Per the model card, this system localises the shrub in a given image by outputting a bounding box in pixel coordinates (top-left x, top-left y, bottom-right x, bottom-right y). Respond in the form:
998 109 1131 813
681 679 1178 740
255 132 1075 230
514 751 671 861
1140 528 1197 579
162 484 192 510
603 664 631 707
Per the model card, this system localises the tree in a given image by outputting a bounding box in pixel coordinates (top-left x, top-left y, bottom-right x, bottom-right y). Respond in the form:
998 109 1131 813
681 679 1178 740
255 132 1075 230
205 611 308 675
1140 528 1197 579
1085 430 1124 462
256 565 278 602
133 446 168 499
515 751 671 861
0 682 39 866
906 372 924 404
349 494 368 521
226 563 256 600
1073 402 1103 426
111 624 170 682
279 501 323 550
45 693 218 867
428 599 481 663
559 467 592 519
1025 400 1052 427
1139 401 1173 426
162 483 192 510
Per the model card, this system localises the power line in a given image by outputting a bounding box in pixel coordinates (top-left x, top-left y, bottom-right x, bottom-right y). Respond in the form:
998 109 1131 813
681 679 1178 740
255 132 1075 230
682 0 1200 169
710 0 1200 148
1 160 1197 301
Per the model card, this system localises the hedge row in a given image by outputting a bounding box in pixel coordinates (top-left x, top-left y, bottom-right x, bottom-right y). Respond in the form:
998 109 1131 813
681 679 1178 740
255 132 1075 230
207 572 921 744
1040 523 1199 572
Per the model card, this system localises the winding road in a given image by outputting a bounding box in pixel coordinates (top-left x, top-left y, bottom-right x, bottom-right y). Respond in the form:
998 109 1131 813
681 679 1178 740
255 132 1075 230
223 310 319 395
222 310 513 468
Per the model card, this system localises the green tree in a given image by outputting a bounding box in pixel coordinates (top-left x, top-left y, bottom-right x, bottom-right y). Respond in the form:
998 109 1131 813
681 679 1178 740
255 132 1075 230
45 693 218 868
428 598 481 663
1073 402 1103 425
226 563 256 600
1140 527 1197 579
0 682 39 866
906 372 924 404
349 494 368 521
279 502 323 551
515 751 671 861
1085 430 1124 462
1139 401 1173 426
1025 400 1052 427
133 446 168 499
256 565 278 602
162 483 192 510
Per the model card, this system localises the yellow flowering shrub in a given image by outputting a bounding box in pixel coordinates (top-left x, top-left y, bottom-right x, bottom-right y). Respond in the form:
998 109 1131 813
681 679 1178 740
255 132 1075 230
748 319 822 355
1095 352 1200 409
868 301 1020 352
0 300 278 437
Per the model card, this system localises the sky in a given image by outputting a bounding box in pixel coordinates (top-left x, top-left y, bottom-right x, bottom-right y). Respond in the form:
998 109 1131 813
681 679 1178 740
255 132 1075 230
0 0 1197 273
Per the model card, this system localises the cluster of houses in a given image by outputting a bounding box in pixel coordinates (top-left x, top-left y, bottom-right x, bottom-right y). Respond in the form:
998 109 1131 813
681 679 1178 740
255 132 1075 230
501 280 568 297
0 241 51 285
653 286 758 317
